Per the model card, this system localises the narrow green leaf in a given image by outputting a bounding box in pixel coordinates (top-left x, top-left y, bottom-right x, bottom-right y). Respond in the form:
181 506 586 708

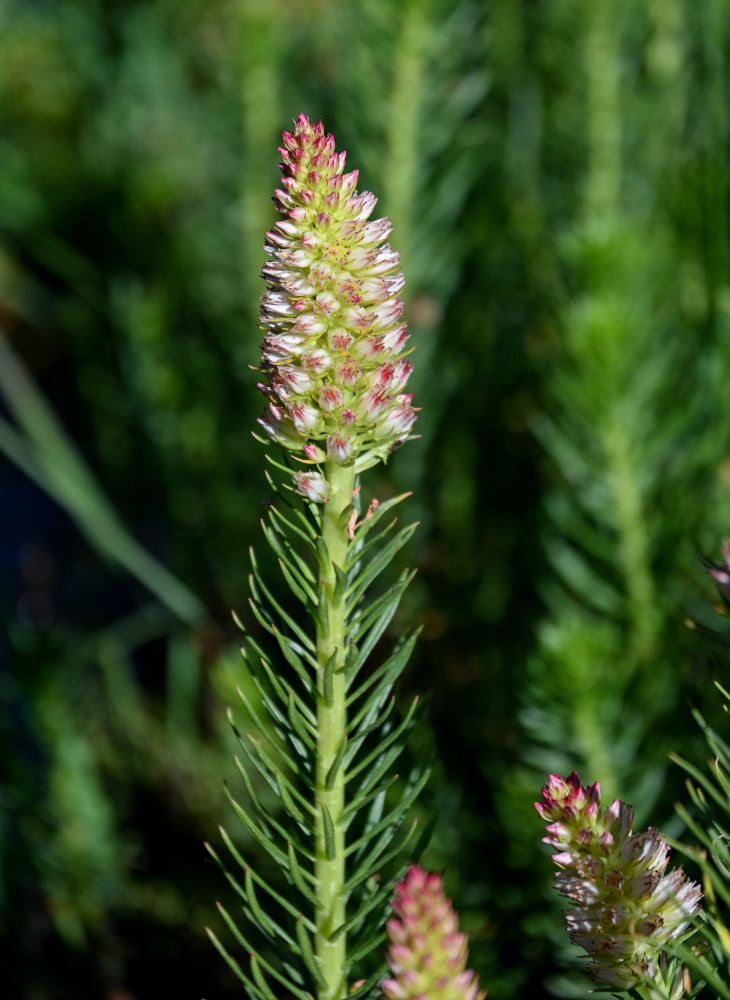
668 942 730 1000
263 451 296 477
325 734 348 790
288 841 320 903
346 522 418 609
314 580 330 638
347 627 420 700
212 864 301 962
345 934 387 973
251 953 291 1000
288 691 316 748
331 878 393 940
211 831 317 932
348 571 414 646
248 562 318 656
264 516 317 584
232 733 280 799
322 650 337 707
263 469 320 536
274 771 306 825
669 752 729 813
235 684 299 773
346 697 396 759
278 554 317 607
340 773 399 826
236 767 316 862
296 916 328 991
320 801 336 860
246 734 315 816
216 900 313 1000
346 696 421 784
206 927 264 998
255 646 316 722
268 503 317 551
343 818 419 894
232 755 274 830
344 966 386 996
332 563 348 606
245 866 275 936
346 764 431 855
226 786 288 867
352 743 405 803
346 515 396 570
315 535 330 570
337 503 355 532
217 903 302 1000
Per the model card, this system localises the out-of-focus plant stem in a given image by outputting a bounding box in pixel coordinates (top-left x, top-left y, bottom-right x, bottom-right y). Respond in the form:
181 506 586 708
583 1 621 220
239 0 279 328
382 0 430 295
583 1 659 663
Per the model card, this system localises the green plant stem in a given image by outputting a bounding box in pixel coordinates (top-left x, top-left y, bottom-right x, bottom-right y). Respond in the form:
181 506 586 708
604 420 658 662
314 461 356 1000
583 0 621 220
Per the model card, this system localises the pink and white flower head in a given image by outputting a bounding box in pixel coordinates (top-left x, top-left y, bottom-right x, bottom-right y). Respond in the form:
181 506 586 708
382 865 485 1000
536 772 701 991
256 114 417 502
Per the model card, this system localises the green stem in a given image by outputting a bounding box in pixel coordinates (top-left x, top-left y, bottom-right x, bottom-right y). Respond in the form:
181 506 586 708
314 461 356 1000
604 420 659 662
583 0 621 220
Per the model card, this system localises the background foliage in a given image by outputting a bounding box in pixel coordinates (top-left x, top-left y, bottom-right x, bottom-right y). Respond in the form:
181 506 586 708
2 0 730 997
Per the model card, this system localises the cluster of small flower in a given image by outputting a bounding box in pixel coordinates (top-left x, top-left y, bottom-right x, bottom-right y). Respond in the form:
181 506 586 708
382 865 486 1000
257 114 417 502
536 772 702 990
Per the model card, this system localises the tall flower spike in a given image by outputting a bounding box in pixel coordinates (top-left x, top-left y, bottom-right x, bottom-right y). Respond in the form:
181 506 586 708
257 114 417 499
536 772 702 991
382 865 486 1000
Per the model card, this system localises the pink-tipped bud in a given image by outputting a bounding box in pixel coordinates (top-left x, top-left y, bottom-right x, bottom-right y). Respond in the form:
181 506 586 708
294 470 329 504
536 773 701 990
255 113 417 479
382 866 486 1000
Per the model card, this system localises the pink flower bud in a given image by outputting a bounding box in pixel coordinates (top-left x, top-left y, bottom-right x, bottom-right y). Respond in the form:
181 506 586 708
294 470 329 503
255 114 418 471
327 433 353 464
383 866 485 1000
536 773 701 989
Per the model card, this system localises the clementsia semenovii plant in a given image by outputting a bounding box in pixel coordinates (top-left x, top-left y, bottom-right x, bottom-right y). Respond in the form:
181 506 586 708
257 113 417 501
206 114 427 1000
536 772 701 994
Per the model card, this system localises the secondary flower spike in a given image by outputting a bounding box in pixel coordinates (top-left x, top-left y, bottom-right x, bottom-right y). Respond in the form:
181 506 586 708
536 772 702 990
382 865 486 1000
257 114 417 499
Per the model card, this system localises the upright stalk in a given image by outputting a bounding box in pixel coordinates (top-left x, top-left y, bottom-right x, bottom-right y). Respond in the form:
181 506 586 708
314 462 357 1000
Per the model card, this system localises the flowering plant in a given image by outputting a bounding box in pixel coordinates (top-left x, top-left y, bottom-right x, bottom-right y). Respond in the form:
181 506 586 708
536 772 702 996
206 114 427 1000
205 110 722 1000
256 113 417 499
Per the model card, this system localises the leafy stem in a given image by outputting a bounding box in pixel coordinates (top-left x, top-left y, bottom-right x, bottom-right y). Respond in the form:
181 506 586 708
315 462 357 1000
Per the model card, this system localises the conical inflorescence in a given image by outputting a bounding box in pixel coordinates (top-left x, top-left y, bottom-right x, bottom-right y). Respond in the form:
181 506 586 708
257 113 417 502
382 865 486 1000
536 772 702 990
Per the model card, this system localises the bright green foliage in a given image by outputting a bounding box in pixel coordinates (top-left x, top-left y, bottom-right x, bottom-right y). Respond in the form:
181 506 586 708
206 468 428 1000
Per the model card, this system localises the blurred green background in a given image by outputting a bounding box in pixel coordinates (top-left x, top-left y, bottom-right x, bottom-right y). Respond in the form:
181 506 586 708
3 0 730 997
